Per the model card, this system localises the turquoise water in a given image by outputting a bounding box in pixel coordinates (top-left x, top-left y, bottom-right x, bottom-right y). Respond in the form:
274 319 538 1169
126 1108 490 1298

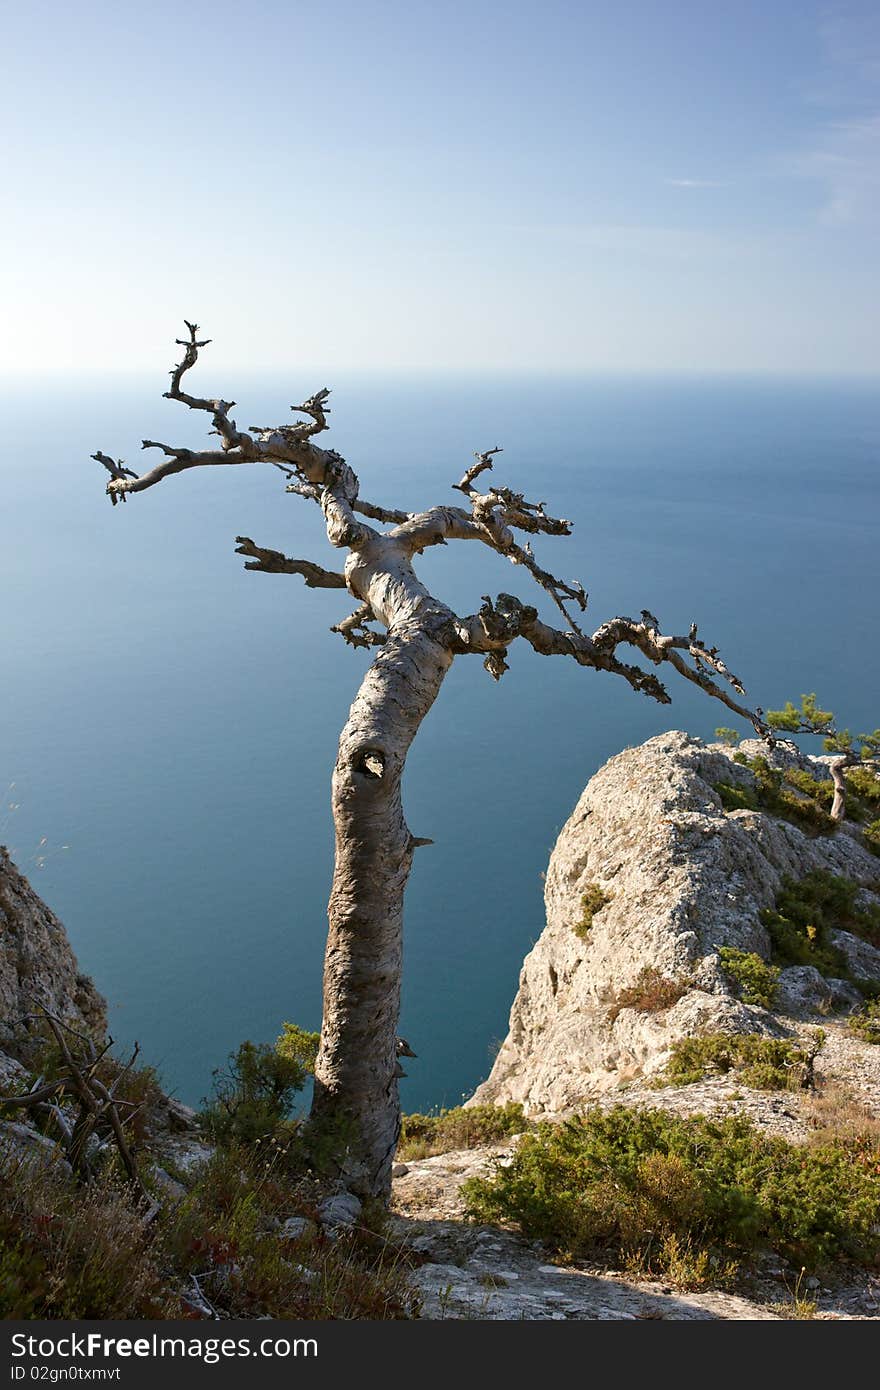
2 374 877 1110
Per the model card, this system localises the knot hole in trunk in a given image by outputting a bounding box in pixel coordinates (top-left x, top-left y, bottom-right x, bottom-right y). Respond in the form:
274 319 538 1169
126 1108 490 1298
356 747 386 779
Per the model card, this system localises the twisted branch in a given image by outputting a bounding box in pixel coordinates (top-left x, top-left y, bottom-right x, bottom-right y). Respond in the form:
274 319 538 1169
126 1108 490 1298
331 604 387 648
234 537 347 588
449 594 769 735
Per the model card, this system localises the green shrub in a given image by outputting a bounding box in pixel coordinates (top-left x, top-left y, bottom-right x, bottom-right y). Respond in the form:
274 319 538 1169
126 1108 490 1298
660 1031 824 1091
572 884 611 940
201 1039 309 1147
846 764 880 816
162 1142 418 1319
276 1022 320 1072
714 757 835 836
462 1105 880 1282
761 870 880 977
715 728 741 747
715 781 759 813
864 820 880 855
399 1103 527 1161
608 968 691 1023
849 1000 880 1046
718 948 779 1009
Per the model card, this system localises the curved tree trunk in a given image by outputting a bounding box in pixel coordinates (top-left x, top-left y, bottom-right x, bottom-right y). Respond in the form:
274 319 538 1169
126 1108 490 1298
309 627 454 1198
94 323 775 1205
829 754 854 823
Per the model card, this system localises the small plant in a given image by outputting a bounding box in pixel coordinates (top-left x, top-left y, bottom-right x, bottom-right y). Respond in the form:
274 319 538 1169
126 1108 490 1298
201 1039 310 1147
607 967 691 1022
660 1030 824 1091
849 1000 880 1046
778 1267 817 1320
715 780 760 813
718 947 779 1009
715 727 741 747
398 1103 527 1161
572 883 612 940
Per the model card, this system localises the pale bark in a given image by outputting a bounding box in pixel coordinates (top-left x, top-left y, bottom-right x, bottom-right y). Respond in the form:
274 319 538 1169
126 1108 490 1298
310 628 453 1194
93 323 774 1200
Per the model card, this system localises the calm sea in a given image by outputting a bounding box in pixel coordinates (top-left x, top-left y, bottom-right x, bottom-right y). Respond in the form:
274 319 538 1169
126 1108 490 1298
2 373 877 1110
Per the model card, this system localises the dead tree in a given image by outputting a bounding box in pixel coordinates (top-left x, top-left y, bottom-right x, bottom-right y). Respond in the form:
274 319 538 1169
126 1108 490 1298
92 322 770 1200
0 1008 155 1213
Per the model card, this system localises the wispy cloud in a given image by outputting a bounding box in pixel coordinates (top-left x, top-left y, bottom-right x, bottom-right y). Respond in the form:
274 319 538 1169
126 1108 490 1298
665 178 725 189
798 115 880 226
795 8 880 226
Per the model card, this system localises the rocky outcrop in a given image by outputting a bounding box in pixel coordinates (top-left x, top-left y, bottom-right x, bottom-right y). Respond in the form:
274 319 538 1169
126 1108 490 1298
471 732 880 1115
0 845 106 1061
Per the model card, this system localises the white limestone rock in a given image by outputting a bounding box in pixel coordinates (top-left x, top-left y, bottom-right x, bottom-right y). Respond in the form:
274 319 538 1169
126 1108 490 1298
471 732 880 1115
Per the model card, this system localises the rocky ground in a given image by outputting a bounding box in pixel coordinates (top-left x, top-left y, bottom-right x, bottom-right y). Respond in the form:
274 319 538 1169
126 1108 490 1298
3 731 879 1320
391 1035 880 1322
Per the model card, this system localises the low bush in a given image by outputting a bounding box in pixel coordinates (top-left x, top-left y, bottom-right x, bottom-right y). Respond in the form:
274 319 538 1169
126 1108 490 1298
718 948 779 1009
162 1142 418 1319
714 757 835 836
761 870 880 977
607 967 691 1023
398 1103 527 1161
462 1105 880 1284
660 1030 824 1091
715 728 741 747
0 1156 178 1318
849 1000 880 1046
200 1039 309 1147
572 884 612 940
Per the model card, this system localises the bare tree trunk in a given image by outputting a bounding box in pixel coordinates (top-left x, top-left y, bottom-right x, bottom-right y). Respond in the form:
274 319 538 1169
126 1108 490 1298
94 324 775 1207
830 760 847 822
829 753 854 822
309 628 453 1197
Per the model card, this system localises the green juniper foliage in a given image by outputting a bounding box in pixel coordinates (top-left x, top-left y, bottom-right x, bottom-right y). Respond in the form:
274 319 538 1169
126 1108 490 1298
201 1039 310 1146
398 1103 527 1161
760 870 880 976
462 1105 880 1283
660 1031 824 1090
849 1000 880 1046
715 697 879 847
572 883 612 940
718 947 780 1009
714 756 834 835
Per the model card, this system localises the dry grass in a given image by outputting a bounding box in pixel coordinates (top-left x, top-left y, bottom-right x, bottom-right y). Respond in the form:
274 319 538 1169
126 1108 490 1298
0 1138 421 1320
804 1079 880 1147
607 967 691 1023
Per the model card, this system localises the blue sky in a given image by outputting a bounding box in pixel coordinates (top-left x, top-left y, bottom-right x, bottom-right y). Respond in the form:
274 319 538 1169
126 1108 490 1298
2 0 879 372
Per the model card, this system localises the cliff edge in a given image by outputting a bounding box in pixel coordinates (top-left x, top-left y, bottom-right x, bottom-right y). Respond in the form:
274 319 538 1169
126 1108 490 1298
470 731 880 1114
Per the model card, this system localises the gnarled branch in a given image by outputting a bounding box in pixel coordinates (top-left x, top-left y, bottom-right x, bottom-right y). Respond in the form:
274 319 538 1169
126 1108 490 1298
331 603 387 648
234 537 347 588
449 593 770 735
